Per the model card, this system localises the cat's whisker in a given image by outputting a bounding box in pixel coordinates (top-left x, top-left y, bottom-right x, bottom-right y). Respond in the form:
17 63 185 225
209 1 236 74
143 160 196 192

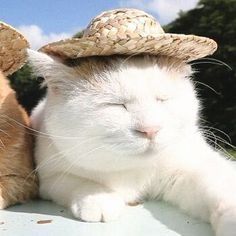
23 141 81 186
0 116 16 130
199 126 235 160
0 138 6 149
203 132 219 149
189 57 232 70
0 126 10 149
1 115 64 138
0 128 10 137
190 58 232 96
35 136 101 171
200 126 235 150
204 132 235 149
194 81 221 95
23 136 103 183
202 130 225 146
199 117 210 124
204 137 235 160
1 114 86 140
199 120 235 149
190 61 225 67
48 144 110 193
201 129 235 158
200 125 232 143
206 136 235 153
23 144 78 185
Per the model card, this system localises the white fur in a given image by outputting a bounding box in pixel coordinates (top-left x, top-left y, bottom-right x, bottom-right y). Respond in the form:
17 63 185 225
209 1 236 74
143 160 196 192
28 49 236 234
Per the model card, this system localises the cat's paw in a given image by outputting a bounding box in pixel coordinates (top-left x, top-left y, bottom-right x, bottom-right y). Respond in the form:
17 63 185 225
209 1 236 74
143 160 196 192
215 208 236 236
70 193 125 222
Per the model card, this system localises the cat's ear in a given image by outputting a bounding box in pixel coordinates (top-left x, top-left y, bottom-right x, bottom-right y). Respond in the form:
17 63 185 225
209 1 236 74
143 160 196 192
27 49 69 78
27 49 76 92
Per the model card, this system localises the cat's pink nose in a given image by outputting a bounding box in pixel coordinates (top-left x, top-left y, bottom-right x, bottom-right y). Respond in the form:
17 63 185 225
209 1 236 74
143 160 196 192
136 127 159 139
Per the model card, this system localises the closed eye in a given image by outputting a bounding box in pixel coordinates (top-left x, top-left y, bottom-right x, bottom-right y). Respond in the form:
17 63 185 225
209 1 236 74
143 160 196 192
105 103 127 110
156 96 168 102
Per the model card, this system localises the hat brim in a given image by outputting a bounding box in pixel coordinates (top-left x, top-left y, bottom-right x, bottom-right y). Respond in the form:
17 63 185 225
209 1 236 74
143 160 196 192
0 22 29 76
40 33 217 62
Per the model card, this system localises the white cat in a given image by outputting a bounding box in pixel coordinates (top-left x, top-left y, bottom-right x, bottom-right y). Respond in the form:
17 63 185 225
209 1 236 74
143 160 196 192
28 49 236 236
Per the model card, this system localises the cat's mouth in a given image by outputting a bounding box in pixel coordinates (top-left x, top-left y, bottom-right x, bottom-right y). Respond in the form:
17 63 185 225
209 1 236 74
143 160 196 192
137 141 157 156
102 135 158 156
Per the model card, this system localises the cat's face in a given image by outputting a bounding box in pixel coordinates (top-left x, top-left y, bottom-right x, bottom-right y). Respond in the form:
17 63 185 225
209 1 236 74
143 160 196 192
29 50 199 170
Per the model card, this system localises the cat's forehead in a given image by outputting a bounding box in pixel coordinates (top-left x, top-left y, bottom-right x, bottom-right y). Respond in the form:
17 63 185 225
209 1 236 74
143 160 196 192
69 55 190 81
75 62 192 104
70 55 191 93
112 64 187 98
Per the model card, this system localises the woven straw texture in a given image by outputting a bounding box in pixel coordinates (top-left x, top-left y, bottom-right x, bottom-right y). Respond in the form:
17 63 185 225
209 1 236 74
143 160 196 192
0 22 29 76
40 8 217 61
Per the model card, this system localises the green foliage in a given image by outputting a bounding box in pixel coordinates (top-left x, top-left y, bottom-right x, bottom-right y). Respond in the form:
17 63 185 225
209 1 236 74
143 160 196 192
73 30 84 38
166 0 236 146
8 64 46 114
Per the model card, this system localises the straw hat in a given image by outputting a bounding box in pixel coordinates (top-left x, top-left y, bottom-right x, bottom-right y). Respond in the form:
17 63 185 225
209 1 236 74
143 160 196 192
0 22 29 76
40 8 217 62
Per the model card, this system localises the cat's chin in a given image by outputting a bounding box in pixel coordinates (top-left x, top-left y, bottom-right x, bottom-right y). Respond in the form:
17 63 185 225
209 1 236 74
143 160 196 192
142 146 157 155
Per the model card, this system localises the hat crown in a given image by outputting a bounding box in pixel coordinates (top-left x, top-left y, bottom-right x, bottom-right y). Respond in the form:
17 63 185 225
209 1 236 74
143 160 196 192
40 8 217 62
83 8 164 40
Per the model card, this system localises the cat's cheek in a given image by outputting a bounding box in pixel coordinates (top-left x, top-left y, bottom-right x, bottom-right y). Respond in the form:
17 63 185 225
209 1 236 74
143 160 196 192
70 193 125 222
215 208 236 236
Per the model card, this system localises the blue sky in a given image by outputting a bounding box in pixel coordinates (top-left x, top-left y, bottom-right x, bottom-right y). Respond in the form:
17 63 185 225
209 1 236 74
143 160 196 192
1 0 198 49
1 0 119 34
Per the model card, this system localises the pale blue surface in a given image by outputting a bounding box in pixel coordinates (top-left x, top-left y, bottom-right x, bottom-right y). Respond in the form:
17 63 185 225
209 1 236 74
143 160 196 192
0 200 214 236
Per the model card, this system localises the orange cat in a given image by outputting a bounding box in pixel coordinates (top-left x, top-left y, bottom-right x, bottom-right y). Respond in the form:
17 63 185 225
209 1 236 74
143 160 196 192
0 22 38 208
